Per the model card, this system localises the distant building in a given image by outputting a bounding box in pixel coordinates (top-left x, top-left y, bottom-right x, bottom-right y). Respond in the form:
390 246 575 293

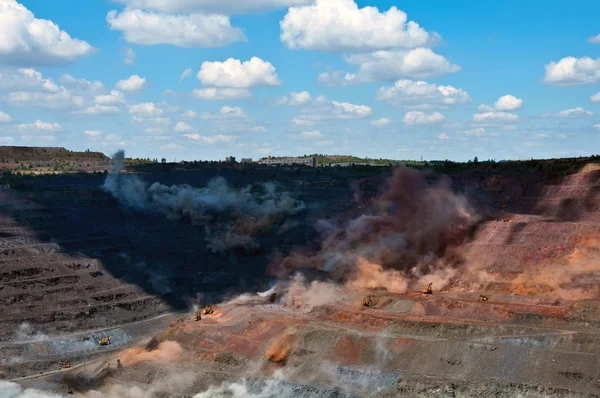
241 158 253 163
225 156 236 163
258 157 316 168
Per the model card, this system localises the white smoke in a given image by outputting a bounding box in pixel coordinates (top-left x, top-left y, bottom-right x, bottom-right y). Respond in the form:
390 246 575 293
103 150 305 253
14 323 49 343
0 381 61 398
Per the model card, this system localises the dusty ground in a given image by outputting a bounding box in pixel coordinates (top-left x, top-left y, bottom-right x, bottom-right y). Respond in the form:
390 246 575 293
4 159 600 396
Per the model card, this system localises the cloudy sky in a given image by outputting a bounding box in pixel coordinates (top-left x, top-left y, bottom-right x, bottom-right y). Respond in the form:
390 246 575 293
0 0 599 161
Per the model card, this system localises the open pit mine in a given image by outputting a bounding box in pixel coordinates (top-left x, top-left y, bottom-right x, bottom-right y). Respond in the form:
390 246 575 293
4 150 600 397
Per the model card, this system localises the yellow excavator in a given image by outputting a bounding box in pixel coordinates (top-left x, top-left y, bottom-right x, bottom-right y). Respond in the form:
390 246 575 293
98 336 112 346
362 295 378 307
480 295 489 302
202 306 214 315
422 283 433 295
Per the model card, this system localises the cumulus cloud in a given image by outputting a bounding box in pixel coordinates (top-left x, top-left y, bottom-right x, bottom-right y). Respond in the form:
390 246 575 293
294 96 372 124
59 74 104 94
7 91 83 110
375 79 470 109
192 88 252 100
438 133 449 140
372 118 391 127
289 91 312 105
0 68 60 92
200 106 247 120
82 104 122 115
115 75 146 92
596 124 600 129
123 47 136 65
0 0 93 66
174 121 196 133
319 48 459 86
494 94 523 111
107 9 245 48
197 57 280 88
112 0 311 14
18 120 61 132
543 56 600 86
403 111 444 125
160 142 183 150
473 111 519 123
281 0 439 52
0 110 12 123
95 90 126 105
179 67 193 82
591 92 600 103
541 107 594 118
129 102 164 117
589 34 600 44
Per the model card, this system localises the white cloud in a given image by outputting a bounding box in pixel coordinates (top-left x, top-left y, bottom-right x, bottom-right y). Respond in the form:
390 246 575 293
107 9 245 48
589 34 600 44
372 118 390 127
473 111 519 123
318 48 459 86
192 88 252 100
160 142 183 150
494 95 523 111
595 124 600 129
543 56 600 86
124 47 136 65
301 130 323 138
289 91 312 105
0 136 14 144
7 90 84 110
18 120 61 132
174 121 196 133
113 0 311 14
438 133 449 140
95 90 126 105
477 104 493 112
179 67 193 82
0 68 60 92
281 0 439 52
197 57 280 88
128 102 164 117
184 133 234 143
0 0 93 66
115 75 146 92
82 105 122 115
541 107 594 118
84 130 102 137
0 110 11 123
185 110 198 118
59 74 104 94
295 96 372 124
133 116 171 125
200 106 247 120
375 79 470 109
403 111 444 125
591 92 600 103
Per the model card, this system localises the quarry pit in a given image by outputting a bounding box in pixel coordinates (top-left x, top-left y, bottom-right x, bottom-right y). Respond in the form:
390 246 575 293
4 153 600 397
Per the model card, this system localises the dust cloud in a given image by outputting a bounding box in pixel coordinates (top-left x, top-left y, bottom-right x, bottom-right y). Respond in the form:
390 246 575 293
118 340 183 367
103 150 305 253
0 381 61 398
276 167 478 293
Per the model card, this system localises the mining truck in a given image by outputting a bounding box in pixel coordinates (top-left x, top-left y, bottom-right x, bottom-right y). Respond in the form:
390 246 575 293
362 295 378 307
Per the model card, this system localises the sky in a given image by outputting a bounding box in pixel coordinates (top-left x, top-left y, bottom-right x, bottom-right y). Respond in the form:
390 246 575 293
0 0 599 162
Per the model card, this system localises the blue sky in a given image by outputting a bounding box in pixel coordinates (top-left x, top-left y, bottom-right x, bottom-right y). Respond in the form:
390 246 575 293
0 0 599 161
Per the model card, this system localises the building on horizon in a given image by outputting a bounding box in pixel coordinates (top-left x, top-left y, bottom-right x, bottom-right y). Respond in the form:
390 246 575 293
257 156 316 168
225 156 236 163
241 158 253 163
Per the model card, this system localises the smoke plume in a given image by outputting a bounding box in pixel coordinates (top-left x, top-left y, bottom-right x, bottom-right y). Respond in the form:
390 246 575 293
276 167 478 292
103 150 305 253
118 340 183 367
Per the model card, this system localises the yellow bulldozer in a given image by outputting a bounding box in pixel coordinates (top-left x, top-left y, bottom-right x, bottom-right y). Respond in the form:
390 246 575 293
422 283 433 295
98 336 112 346
202 306 214 315
480 295 489 302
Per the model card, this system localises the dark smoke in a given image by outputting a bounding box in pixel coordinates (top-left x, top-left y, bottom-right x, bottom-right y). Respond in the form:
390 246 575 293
103 150 305 253
275 167 478 292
